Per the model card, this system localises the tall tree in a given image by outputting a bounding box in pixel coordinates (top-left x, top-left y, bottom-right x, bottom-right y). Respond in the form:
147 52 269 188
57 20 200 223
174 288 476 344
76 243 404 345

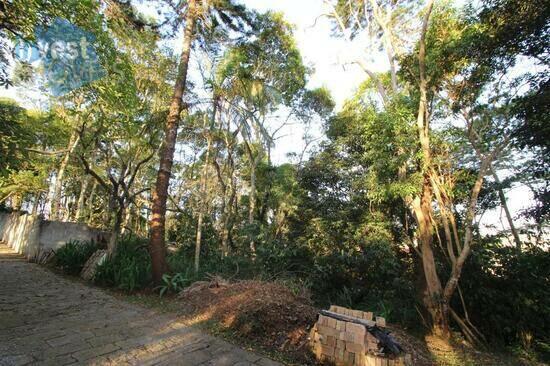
149 0 197 283
149 0 253 284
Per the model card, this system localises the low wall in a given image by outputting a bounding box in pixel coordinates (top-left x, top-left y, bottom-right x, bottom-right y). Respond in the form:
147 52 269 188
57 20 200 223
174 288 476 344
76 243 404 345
0 211 109 260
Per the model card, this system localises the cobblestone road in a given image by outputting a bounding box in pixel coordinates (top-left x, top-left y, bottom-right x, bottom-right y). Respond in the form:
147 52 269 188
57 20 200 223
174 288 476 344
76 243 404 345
0 244 282 366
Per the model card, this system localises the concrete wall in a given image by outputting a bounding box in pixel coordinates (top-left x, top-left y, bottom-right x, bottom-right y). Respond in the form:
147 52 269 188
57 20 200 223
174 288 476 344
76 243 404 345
0 211 109 260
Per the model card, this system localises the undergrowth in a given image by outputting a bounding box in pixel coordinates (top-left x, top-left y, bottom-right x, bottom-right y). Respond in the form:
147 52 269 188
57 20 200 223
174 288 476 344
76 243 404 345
94 235 151 291
53 240 99 275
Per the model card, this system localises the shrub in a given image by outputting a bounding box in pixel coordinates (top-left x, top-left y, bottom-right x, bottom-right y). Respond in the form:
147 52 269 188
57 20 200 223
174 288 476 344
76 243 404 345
156 271 194 297
53 240 99 275
167 246 259 280
305 239 417 325
94 235 151 291
459 243 550 360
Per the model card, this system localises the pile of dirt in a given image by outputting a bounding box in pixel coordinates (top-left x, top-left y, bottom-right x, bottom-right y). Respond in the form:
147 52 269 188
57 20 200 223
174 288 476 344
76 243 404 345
178 278 318 364
386 326 435 366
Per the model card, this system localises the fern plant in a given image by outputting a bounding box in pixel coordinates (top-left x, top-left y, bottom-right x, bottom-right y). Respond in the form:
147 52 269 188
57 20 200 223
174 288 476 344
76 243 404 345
94 235 151 291
53 240 99 275
156 271 193 297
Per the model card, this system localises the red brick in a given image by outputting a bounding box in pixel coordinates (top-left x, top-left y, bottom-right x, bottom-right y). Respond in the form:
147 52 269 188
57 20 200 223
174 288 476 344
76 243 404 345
346 322 366 337
337 320 347 331
318 315 329 326
327 316 338 329
317 324 340 337
334 346 345 361
321 344 335 357
346 341 365 353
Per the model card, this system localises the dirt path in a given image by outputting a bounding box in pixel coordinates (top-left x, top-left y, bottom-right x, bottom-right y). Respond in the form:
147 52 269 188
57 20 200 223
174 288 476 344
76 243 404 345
0 244 281 366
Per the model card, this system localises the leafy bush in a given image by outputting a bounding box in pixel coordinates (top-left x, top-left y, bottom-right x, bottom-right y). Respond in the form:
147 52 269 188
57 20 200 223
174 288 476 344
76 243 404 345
53 240 100 275
306 239 417 325
156 271 193 297
94 235 151 291
168 246 259 280
459 243 550 360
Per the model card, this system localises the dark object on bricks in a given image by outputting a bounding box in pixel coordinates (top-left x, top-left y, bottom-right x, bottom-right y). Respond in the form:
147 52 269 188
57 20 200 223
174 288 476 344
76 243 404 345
319 310 404 356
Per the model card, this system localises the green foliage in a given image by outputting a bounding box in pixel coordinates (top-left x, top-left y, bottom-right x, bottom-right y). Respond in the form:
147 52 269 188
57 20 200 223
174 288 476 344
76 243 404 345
3 0 548 361
53 240 100 275
0 98 68 203
459 243 550 359
215 11 307 109
168 246 258 280
309 240 417 324
0 99 32 175
94 235 151 291
156 272 193 297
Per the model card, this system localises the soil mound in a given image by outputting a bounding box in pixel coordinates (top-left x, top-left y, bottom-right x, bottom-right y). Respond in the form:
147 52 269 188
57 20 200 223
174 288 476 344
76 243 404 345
179 278 317 363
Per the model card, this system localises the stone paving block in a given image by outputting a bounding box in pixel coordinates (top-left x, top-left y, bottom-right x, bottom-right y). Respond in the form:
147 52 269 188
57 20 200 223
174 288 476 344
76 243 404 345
230 348 263 363
0 354 35 366
46 334 79 347
0 316 26 329
255 358 282 366
201 352 248 366
38 341 91 359
39 355 77 366
71 343 121 362
158 348 212 366
0 244 282 366
87 333 127 348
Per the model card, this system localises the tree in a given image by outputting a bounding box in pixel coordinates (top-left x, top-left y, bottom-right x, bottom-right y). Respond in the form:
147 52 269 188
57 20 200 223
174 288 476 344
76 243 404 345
0 0 104 87
394 0 545 338
149 0 253 284
0 98 67 210
212 11 308 256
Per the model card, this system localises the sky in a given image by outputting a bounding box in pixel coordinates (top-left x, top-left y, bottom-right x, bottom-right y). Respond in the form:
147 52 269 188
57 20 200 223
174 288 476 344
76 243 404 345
1 0 537 236
239 0 382 165
241 0 368 106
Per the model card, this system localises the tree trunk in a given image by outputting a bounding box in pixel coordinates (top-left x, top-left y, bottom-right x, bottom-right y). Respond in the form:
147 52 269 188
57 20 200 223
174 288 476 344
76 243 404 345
11 194 22 211
149 0 197 285
195 127 213 274
248 159 257 256
121 205 133 234
50 130 80 221
108 204 124 255
491 167 521 250
412 0 449 337
412 187 449 338
221 176 236 258
74 176 90 221
62 194 73 221
195 209 205 270
31 193 41 216
86 181 97 224
243 125 262 258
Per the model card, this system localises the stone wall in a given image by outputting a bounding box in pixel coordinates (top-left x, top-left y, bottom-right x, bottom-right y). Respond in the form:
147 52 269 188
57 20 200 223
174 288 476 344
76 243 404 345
0 211 109 260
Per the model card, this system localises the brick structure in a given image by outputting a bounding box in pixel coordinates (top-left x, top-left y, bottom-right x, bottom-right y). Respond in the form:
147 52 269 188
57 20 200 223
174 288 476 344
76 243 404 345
310 305 409 366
